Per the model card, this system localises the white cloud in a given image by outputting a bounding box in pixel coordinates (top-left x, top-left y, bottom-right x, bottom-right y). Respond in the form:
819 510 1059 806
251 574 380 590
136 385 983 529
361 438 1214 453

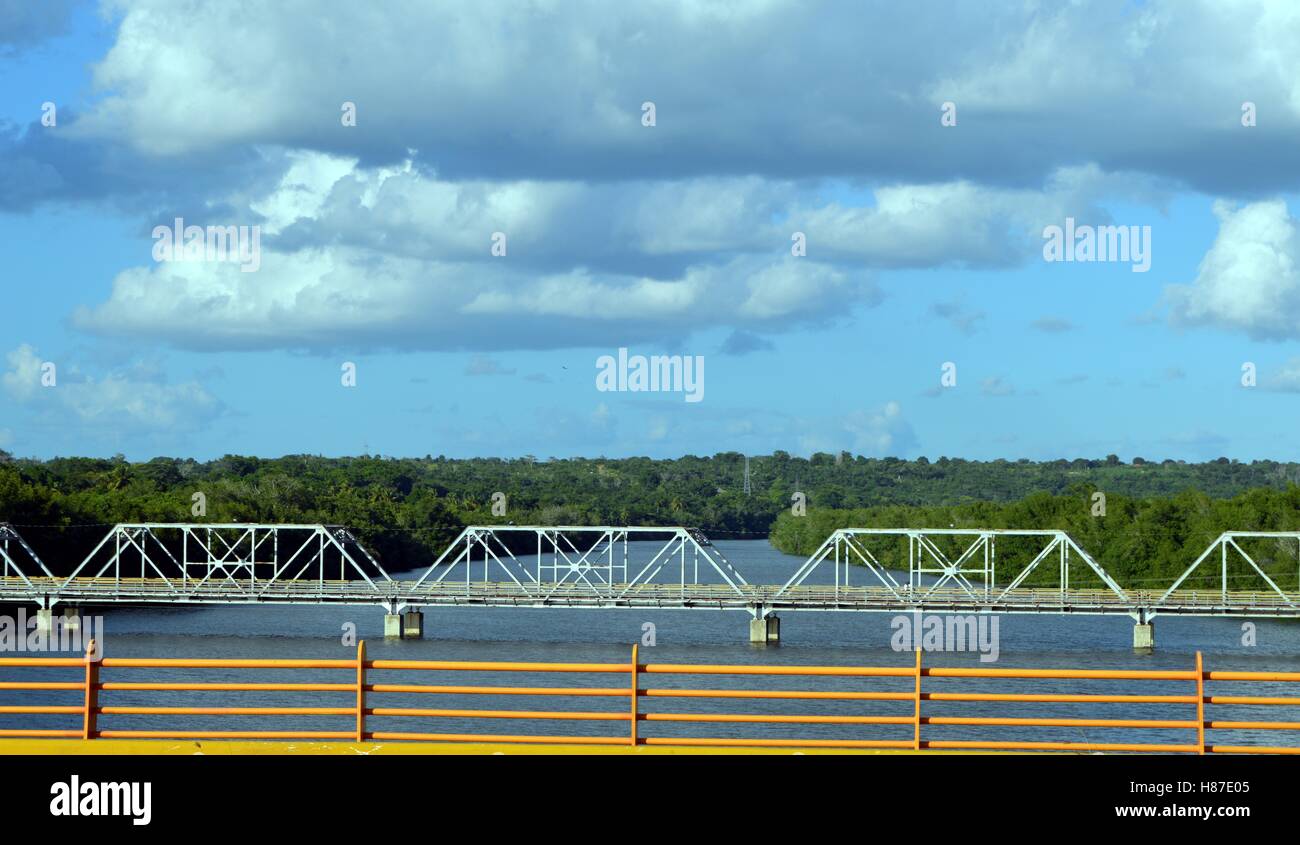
74 151 1165 353
2 344 221 434
1166 199 1300 339
67 1 1300 198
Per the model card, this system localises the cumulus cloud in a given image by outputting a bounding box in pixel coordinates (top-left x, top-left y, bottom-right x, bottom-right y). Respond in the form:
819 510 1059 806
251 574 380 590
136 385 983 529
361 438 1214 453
1166 199 1300 339
797 401 917 457
2 344 221 433
1264 358 1300 393
52 1 1300 195
70 148 1172 353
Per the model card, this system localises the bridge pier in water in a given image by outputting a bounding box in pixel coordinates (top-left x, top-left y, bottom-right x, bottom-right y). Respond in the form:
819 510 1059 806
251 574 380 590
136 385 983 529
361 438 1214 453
35 608 53 637
1133 622 1155 651
749 613 780 644
384 610 425 639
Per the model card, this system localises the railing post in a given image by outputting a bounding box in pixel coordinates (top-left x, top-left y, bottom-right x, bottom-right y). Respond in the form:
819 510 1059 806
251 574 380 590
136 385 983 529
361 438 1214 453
82 638 99 741
630 643 639 747
1195 650 1205 755
913 647 922 751
355 639 366 743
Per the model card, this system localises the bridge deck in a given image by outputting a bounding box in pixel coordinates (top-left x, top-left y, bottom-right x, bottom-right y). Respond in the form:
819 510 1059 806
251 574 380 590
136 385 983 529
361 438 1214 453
2 577 1296 617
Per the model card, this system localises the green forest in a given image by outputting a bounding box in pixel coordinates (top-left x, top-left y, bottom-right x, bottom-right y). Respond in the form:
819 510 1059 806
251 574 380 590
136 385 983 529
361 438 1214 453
3 448 1300 586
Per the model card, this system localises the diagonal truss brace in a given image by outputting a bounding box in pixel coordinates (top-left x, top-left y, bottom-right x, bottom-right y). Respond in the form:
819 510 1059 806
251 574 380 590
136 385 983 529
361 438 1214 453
1156 532 1298 610
0 524 57 589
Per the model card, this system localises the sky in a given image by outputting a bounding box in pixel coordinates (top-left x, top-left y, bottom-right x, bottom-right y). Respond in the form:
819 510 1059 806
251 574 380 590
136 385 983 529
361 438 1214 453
2 0 1300 463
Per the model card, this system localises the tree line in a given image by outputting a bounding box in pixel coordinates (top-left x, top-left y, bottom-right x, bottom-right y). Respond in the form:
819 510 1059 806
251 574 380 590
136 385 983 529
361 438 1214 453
2 449 1299 579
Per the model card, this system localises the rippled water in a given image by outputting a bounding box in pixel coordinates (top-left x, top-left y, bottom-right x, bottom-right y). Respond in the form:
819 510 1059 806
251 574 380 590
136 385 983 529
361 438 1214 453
3 540 1297 750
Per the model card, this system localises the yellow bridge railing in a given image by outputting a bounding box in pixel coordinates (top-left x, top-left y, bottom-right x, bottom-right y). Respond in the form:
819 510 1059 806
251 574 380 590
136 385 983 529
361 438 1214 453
0 641 1298 753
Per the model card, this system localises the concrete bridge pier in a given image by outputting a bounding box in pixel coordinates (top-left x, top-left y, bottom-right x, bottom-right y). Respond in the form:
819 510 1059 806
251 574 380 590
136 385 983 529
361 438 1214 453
35 608 54 637
1132 610 1154 652
384 609 425 639
749 612 780 645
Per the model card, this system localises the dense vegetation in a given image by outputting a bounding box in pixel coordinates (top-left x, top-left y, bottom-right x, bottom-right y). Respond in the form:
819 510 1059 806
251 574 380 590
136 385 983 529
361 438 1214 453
2 449 1299 581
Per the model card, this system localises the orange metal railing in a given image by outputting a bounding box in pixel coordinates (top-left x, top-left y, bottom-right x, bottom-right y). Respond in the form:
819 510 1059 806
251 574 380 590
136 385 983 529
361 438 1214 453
0 639 1298 753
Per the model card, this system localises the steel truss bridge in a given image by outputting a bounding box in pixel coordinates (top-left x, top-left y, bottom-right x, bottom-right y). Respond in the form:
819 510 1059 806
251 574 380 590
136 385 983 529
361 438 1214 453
1 524 1298 635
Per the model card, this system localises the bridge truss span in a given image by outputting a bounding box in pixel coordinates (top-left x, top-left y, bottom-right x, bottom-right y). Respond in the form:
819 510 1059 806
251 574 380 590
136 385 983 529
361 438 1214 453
775 528 1129 607
410 525 749 604
1153 531 1300 617
44 523 395 606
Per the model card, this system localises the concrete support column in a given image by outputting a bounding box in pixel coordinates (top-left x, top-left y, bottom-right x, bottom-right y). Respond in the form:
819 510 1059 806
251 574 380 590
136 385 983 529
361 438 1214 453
402 610 424 639
61 608 80 634
749 614 780 644
384 613 402 639
1133 622 1154 651
35 608 54 637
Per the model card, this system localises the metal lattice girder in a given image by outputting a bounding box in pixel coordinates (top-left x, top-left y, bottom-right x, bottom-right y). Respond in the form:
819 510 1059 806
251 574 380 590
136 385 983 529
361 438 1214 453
412 525 748 599
0 524 56 589
57 523 392 596
1156 531 1299 611
775 528 1128 604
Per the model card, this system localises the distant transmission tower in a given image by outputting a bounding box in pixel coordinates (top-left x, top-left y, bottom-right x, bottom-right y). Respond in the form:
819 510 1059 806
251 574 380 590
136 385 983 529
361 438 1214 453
743 456 752 496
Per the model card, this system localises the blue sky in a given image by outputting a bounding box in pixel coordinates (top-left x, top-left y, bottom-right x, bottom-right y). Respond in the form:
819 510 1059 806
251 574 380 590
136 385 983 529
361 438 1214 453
3 1 1300 463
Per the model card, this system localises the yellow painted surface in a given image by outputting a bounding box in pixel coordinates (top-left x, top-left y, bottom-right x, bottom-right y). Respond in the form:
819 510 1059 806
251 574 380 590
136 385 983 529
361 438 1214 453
0 738 999 756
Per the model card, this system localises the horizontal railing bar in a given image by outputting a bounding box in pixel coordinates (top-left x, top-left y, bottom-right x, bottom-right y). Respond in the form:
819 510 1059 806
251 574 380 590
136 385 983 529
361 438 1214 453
0 658 83 667
1205 671 1300 682
367 684 629 696
926 668 1198 680
926 740 1200 752
95 731 356 739
366 708 628 720
99 682 354 692
1205 695 1300 705
640 713 912 725
97 707 353 716
101 658 355 669
0 729 82 738
1204 720 1300 730
366 660 628 673
925 693 1197 704
641 689 914 701
1208 745 1300 754
924 716 1197 729
641 664 913 677
640 737 914 748
366 732 627 745
0 682 83 691
0 705 82 714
